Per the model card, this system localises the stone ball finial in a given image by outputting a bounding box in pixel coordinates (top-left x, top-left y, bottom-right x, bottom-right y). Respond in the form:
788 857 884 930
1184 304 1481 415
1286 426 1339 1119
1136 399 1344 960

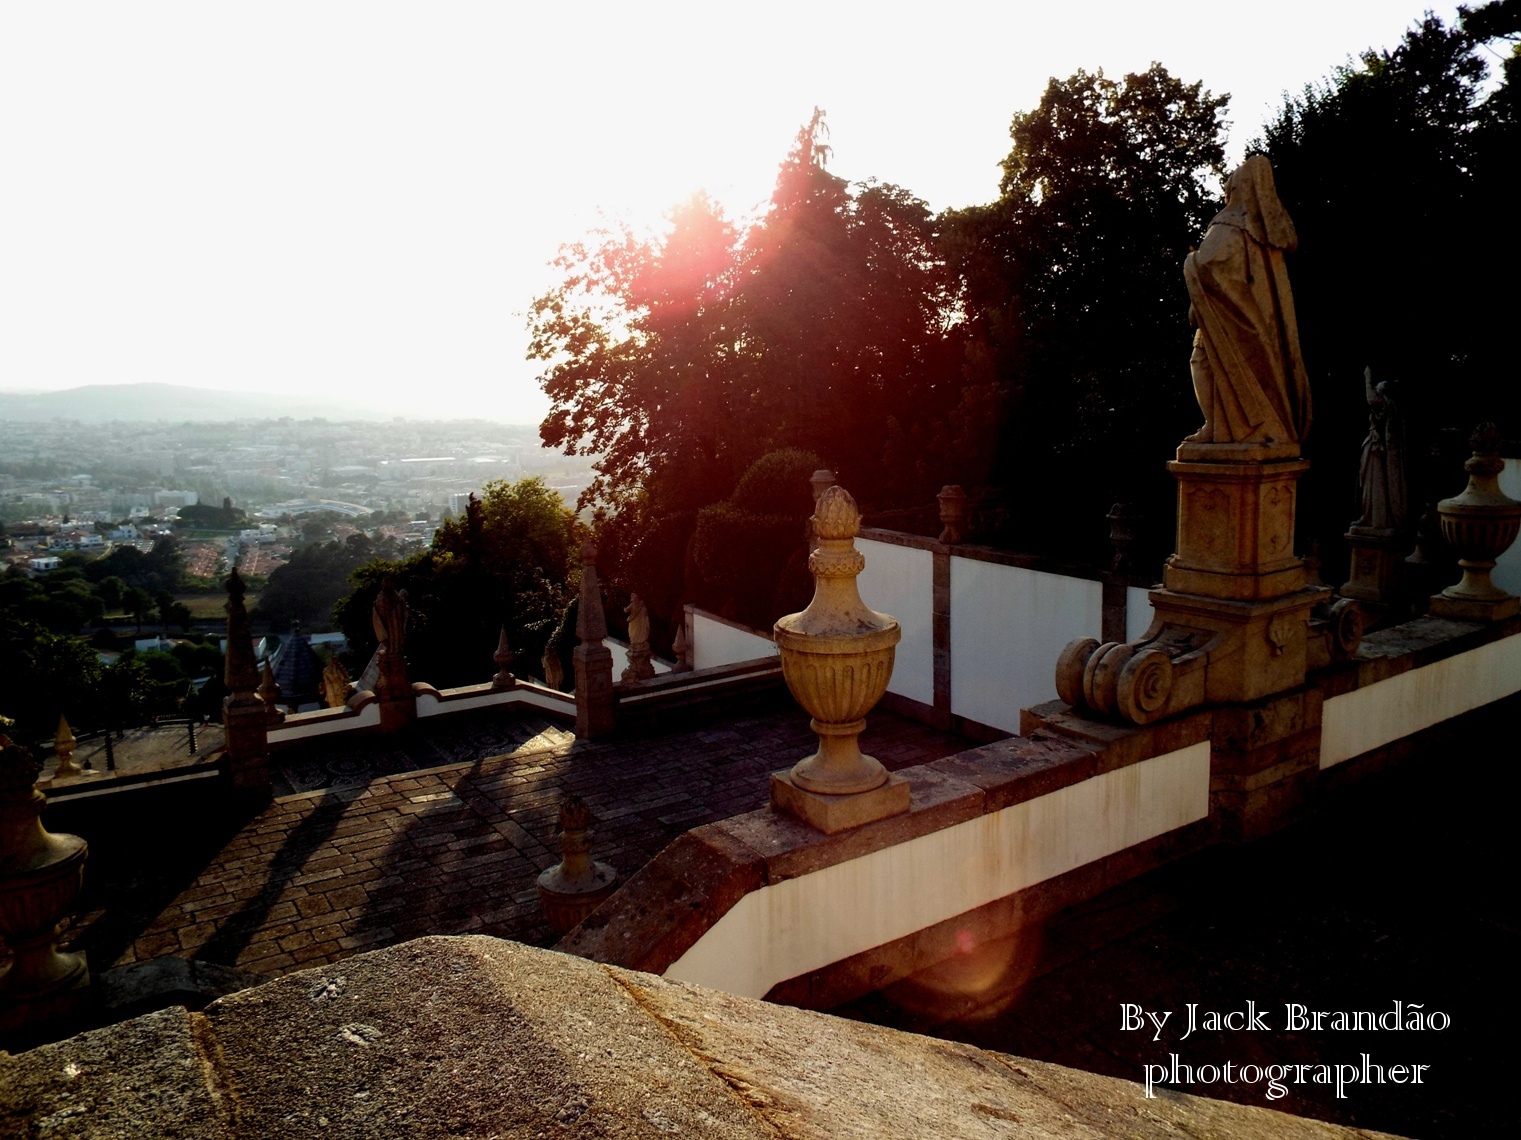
812 485 862 541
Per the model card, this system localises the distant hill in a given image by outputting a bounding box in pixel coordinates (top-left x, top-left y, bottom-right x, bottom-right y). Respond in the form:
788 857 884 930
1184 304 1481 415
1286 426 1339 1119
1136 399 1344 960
0 383 469 423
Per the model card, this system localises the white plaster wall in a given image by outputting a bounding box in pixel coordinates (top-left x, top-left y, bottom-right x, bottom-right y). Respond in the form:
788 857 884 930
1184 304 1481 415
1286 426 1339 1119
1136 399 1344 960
692 610 777 671
858 539 934 707
1126 586 1156 644
606 640 671 680
949 560 1103 734
416 687 517 718
1320 631 1521 768
269 700 380 742
665 741 1210 999
1493 458 1521 596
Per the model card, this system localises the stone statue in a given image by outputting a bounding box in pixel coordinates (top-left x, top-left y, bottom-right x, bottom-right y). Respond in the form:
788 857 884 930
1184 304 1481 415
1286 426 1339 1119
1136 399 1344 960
1354 367 1407 532
1183 155 1311 447
620 593 655 682
541 651 565 691
624 594 650 650
321 657 351 709
371 579 408 653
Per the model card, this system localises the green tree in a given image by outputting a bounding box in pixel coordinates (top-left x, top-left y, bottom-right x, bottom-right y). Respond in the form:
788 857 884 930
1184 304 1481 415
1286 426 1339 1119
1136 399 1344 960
532 111 965 514
0 614 103 743
333 478 580 689
1252 5 1518 561
942 64 1229 560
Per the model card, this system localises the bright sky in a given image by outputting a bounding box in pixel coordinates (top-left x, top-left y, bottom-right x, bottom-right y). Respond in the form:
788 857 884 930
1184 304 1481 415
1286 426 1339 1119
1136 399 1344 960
0 2 1468 424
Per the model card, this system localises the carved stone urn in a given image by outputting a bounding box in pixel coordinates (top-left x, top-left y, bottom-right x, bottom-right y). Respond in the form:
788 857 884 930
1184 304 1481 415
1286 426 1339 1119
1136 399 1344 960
536 796 617 937
0 734 89 1027
774 485 902 801
1431 423 1521 622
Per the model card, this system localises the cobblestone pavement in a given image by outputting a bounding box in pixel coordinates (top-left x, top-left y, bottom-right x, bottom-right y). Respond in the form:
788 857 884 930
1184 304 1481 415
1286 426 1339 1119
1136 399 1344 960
60 701 976 980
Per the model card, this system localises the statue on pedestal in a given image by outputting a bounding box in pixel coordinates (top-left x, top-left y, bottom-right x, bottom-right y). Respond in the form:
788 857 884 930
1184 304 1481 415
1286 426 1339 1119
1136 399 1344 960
1354 367 1407 532
1183 155 1311 448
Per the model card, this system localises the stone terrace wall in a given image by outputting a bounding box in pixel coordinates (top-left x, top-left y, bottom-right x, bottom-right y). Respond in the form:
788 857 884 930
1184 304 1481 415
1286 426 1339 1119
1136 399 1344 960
563 614 1521 1009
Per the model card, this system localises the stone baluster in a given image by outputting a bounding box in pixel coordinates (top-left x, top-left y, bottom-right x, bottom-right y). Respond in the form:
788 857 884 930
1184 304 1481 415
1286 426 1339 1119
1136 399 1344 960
771 485 909 833
0 732 90 1032
222 569 271 795
536 795 617 937
573 542 615 739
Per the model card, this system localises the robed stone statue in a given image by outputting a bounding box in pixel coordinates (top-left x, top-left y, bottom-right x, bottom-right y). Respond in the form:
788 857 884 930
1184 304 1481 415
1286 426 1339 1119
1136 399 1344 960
1184 155 1311 447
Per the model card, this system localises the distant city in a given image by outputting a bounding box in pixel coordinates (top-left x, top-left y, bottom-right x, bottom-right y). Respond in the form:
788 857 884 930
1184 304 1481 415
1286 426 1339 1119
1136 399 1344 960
1 387 596 588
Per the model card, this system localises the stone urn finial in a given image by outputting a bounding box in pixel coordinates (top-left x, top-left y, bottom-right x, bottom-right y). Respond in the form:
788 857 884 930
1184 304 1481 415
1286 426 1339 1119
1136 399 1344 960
0 732 90 1026
772 485 909 832
1430 423 1521 622
937 485 967 544
536 795 617 937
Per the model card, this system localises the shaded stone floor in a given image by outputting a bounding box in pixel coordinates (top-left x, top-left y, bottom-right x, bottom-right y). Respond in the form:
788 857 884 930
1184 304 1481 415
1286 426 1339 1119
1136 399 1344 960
55 701 975 981
837 699 1519 1140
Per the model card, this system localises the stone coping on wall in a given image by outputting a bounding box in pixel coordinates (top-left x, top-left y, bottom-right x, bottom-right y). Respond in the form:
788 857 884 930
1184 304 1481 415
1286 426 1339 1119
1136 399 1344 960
560 612 1521 1003
1 936 1400 1140
558 708 1210 978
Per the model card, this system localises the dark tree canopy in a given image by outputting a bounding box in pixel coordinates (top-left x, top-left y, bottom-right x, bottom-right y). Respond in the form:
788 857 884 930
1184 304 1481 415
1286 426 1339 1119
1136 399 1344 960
943 64 1229 559
531 110 967 516
1252 4 1519 565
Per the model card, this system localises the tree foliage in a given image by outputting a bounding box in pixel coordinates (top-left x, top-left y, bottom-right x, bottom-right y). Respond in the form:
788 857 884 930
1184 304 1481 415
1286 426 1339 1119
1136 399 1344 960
943 64 1229 558
333 478 580 689
531 110 967 515
1252 3 1519 559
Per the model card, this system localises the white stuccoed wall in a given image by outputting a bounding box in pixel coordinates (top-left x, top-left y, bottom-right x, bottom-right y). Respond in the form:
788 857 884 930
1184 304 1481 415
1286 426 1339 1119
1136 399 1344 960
1127 585 1156 641
1320 632 1521 768
691 610 778 671
857 539 934 707
950 561 1103 734
1493 458 1521 596
663 741 1210 999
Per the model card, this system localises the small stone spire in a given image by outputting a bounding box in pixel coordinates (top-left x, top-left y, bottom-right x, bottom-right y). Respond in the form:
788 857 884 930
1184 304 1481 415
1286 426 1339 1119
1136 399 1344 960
576 541 608 643
53 716 82 779
222 569 271 796
258 660 283 722
492 625 514 688
223 568 258 694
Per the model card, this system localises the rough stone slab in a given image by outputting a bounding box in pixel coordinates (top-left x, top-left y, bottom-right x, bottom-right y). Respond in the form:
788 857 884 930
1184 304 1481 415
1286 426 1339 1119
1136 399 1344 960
201 935 772 1139
613 967 1403 1140
0 1005 235 1139
4 935 1406 1140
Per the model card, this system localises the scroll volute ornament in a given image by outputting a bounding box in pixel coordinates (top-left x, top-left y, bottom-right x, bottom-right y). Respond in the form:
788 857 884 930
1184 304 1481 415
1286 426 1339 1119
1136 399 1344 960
774 486 901 794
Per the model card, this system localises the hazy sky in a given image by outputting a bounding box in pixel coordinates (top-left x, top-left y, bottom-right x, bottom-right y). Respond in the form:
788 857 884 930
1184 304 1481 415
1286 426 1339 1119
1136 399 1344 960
0 2 1469 424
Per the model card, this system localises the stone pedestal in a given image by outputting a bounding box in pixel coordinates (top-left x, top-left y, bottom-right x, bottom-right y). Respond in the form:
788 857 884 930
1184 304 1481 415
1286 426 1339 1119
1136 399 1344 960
1340 526 1407 624
769 769 910 836
1163 456 1308 601
574 644 616 738
1058 447 1350 727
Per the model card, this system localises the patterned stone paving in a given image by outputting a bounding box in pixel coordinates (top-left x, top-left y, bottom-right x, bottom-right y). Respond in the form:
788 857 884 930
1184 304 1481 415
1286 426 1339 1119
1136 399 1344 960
271 714 566 796
59 702 977 980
